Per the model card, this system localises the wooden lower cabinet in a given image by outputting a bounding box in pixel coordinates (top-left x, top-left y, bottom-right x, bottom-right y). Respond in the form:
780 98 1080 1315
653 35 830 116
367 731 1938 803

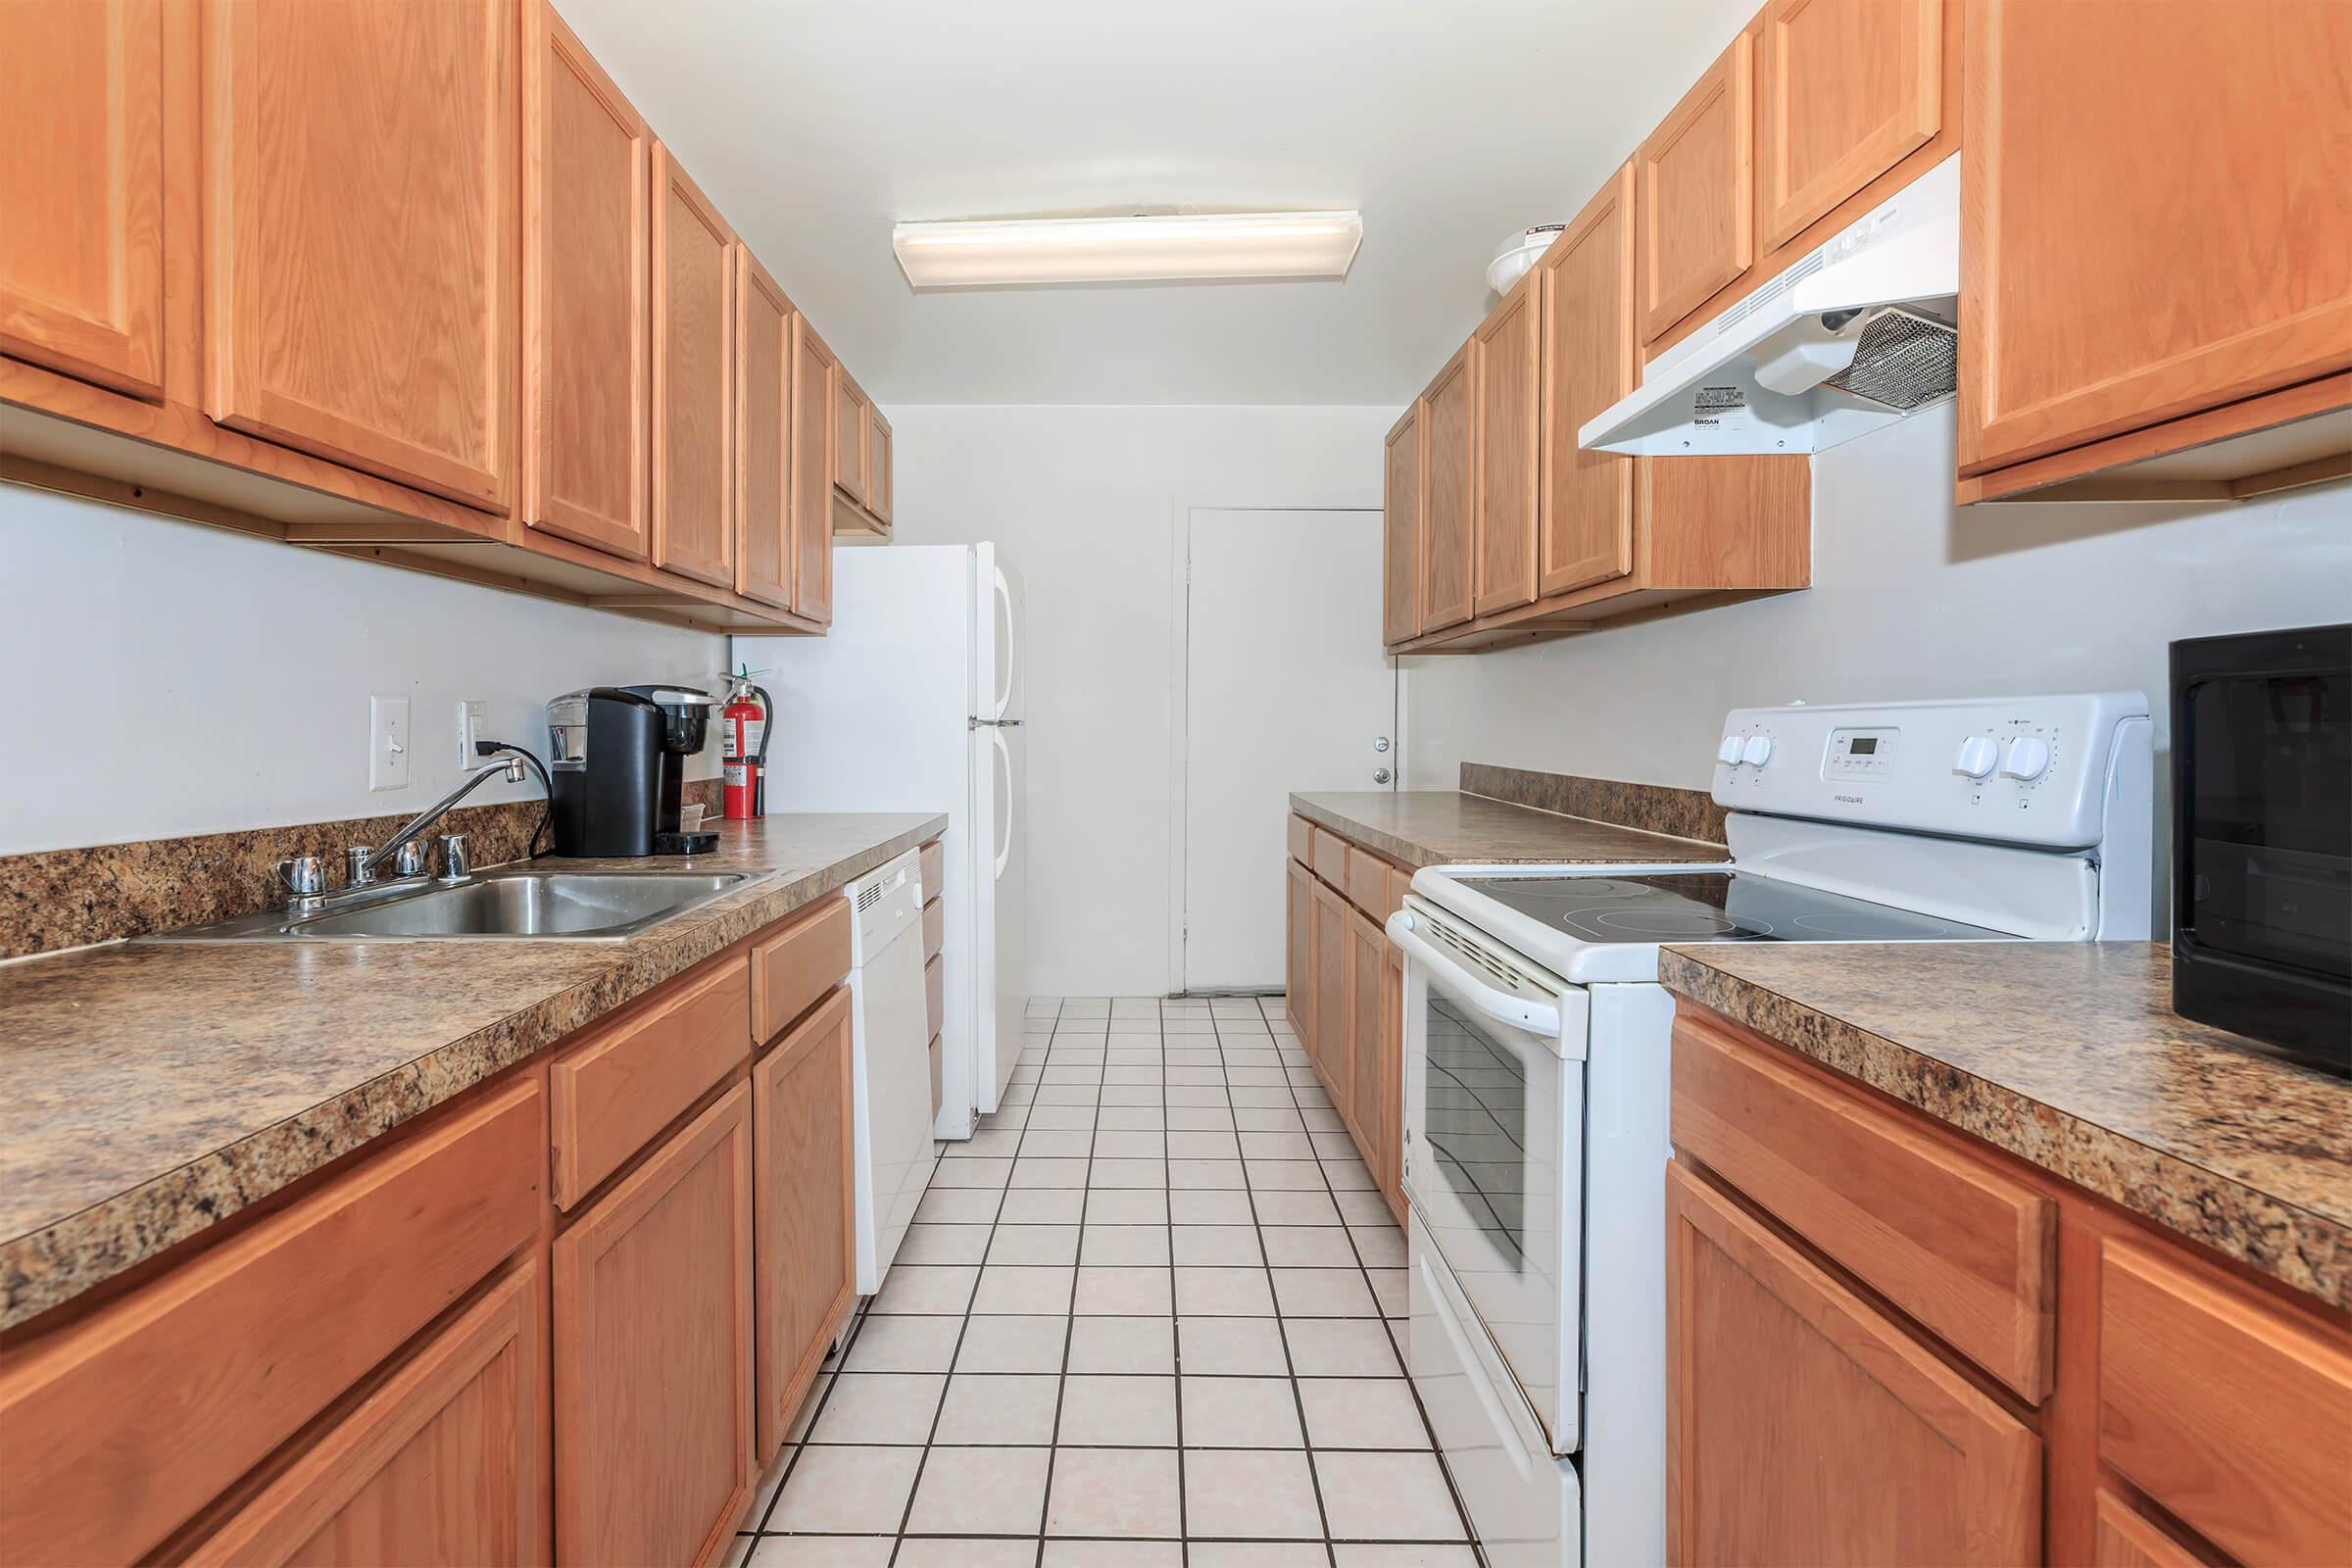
1285 821 1408 1222
754 987 855 1460
1310 876 1350 1108
1286 856 1314 1043
554 1082 755 1568
1346 906 1386 1154
185 1260 548 1567
1666 1161 2042 1566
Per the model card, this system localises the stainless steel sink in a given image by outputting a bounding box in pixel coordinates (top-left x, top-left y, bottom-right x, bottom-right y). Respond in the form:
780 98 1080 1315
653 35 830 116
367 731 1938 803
144 869 749 944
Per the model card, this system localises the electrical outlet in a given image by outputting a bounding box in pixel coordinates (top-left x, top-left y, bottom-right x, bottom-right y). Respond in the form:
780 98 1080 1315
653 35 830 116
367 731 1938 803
369 695 411 792
457 699 487 766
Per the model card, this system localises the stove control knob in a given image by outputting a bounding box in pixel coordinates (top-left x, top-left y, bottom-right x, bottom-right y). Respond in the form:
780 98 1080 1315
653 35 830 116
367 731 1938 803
2002 735 2052 781
1953 735 1999 779
1716 735 1744 766
1740 734 1774 767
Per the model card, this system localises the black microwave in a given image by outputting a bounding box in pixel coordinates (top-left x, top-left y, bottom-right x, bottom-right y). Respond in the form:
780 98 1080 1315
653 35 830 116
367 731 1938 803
2171 624 2352 1075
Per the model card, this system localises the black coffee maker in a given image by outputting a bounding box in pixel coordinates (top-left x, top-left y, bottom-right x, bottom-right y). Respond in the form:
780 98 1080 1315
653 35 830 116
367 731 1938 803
546 686 721 857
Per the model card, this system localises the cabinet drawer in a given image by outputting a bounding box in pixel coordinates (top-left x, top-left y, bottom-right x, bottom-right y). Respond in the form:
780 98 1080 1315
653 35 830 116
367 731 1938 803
925 951 944 1041
1671 1008 2054 1401
1288 813 1314 866
1387 865 1413 921
2098 1238 2352 1567
0 1078 542 1567
922 895 943 962
1346 846 1391 918
918 838 944 901
753 896 853 1047
1310 826 1350 887
552 956 750 1208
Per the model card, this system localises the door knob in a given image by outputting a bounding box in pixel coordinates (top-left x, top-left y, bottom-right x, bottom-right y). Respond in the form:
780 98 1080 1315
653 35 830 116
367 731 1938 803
1373 767 1393 785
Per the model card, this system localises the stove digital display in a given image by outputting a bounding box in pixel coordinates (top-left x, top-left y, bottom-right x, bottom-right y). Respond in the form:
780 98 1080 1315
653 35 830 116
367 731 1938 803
1849 737 1880 755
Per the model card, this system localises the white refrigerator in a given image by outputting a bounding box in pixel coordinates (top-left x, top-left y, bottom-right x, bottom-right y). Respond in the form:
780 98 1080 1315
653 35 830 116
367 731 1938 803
735 543 1026 1140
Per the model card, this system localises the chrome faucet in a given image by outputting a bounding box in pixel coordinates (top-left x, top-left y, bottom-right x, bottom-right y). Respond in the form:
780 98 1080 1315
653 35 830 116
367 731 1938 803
346 752 530 889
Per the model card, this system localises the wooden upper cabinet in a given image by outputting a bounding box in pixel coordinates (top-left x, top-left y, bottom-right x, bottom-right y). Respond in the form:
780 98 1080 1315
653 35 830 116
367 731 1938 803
1756 0 1941 252
866 403 894 527
203 0 517 511
0 0 166 398
184 1261 548 1568
1666 1162 2041 1566
753 988 855 1459
789 315 838 625
735 247 793 611
1639 28 1754 345
831 368 869 508
521 0 650 561
1538 159 1638 600
650 143 736 589
1472 270 1540 618
1959 0 2352 475
1382 401 1423 647
1418 344 1475 632
555 1083 756 1568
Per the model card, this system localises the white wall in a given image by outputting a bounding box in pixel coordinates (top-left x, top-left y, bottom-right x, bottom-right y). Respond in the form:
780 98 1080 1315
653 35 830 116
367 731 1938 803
0 488 725 856
1403 403 2352 822
887 405 1395 996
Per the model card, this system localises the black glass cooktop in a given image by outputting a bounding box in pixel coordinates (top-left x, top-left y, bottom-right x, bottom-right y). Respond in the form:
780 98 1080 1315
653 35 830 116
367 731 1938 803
1455 870 2018 946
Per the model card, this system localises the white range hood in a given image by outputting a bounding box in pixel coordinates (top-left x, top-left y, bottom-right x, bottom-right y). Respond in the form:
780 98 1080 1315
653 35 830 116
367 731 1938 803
1581 156 1960 457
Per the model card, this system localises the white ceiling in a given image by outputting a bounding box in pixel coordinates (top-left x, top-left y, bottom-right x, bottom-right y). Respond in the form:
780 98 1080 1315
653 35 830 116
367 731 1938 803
561 0 1761 406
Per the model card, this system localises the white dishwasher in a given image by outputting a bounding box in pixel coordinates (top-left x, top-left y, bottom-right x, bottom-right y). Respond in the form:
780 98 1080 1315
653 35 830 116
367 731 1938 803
847 850 937 1294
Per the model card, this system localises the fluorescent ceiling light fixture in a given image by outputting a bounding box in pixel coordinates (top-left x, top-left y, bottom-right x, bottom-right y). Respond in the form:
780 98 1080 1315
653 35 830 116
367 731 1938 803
892 211 1363 289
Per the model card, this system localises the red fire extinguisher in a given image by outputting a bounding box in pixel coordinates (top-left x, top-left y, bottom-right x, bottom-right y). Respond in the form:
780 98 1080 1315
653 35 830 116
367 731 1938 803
721 668 771 820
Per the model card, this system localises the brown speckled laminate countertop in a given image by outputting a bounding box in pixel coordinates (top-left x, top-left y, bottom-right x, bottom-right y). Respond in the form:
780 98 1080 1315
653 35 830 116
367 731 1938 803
1291 791 1728 869
0 812 944 1330
1661 941 2352 1310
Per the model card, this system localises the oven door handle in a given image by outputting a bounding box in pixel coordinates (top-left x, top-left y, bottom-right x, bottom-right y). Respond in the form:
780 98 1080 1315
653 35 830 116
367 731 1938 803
1386 909 1562 1036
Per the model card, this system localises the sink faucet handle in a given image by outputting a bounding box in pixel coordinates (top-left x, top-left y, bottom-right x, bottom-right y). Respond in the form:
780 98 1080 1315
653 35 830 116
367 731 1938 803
392 840 429 878
276 855 325 899
345 846 377 889
437 833 472 883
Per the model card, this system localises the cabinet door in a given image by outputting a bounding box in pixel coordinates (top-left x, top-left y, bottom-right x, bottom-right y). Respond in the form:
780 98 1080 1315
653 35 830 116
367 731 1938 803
1418 345 1475 632
1381 402 1422 647
1537 160 1638 599
1286 858 1314 1045
867 404 894 526
0 0 165 397
1312 878 1351 1109
650 143 736 590
521 0 649 560
1960 0 2352 473
205 0 516 510
1381 942 1405 1222
754 989 854 1459
831 368 868 508
1756 0 1941 252
555 1084 755 1568
736 247 793 610
185 1261 548 1567
2091 1493 2205 1568
1639 29 1753 344
1473 270 1540 617
1348 907 1386 1160
1667 1162 2040 1566
789 316 838 625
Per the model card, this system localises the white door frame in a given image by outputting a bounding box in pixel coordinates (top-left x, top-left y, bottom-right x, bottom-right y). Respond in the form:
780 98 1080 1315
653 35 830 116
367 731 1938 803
1163 500 1402 995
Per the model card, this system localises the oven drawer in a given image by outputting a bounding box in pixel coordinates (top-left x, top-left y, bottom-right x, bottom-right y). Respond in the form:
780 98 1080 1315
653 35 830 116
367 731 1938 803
1409 1213 1581 1568
1671 1007 2055 1403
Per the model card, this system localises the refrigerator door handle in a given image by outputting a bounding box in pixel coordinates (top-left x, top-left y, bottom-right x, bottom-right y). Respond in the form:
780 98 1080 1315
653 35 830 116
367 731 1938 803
990 564 1016 721
989 727 1013 879
968 716 1023 728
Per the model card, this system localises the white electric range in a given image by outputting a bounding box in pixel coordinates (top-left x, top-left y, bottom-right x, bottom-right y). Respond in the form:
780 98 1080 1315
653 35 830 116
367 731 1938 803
1387 693 2153 1568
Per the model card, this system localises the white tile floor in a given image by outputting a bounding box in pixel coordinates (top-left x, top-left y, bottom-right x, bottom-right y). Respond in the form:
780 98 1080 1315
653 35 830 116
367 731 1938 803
728 995 1481 1568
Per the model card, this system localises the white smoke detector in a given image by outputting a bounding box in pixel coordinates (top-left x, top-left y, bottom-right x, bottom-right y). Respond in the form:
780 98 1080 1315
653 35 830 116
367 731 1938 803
1487 224 1564 294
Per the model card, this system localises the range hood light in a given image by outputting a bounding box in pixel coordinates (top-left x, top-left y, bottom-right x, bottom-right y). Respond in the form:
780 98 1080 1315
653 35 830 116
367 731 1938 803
1751 314 1865 396
892 211 1364 290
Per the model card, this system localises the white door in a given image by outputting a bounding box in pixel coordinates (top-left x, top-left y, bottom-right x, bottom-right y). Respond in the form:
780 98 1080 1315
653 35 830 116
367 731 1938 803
1181 508 1395 992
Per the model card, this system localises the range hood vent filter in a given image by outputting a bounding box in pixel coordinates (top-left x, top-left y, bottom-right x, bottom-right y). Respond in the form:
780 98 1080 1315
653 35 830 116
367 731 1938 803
1823 306 1958 410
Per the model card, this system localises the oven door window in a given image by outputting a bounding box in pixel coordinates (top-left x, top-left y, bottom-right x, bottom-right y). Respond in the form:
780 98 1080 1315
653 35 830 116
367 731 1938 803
1410 969 1571 1446
2184 670 2351 979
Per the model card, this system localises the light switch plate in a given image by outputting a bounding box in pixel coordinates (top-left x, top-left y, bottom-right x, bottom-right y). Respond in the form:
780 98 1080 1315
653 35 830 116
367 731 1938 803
369 695 411 792
457 699 486 767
